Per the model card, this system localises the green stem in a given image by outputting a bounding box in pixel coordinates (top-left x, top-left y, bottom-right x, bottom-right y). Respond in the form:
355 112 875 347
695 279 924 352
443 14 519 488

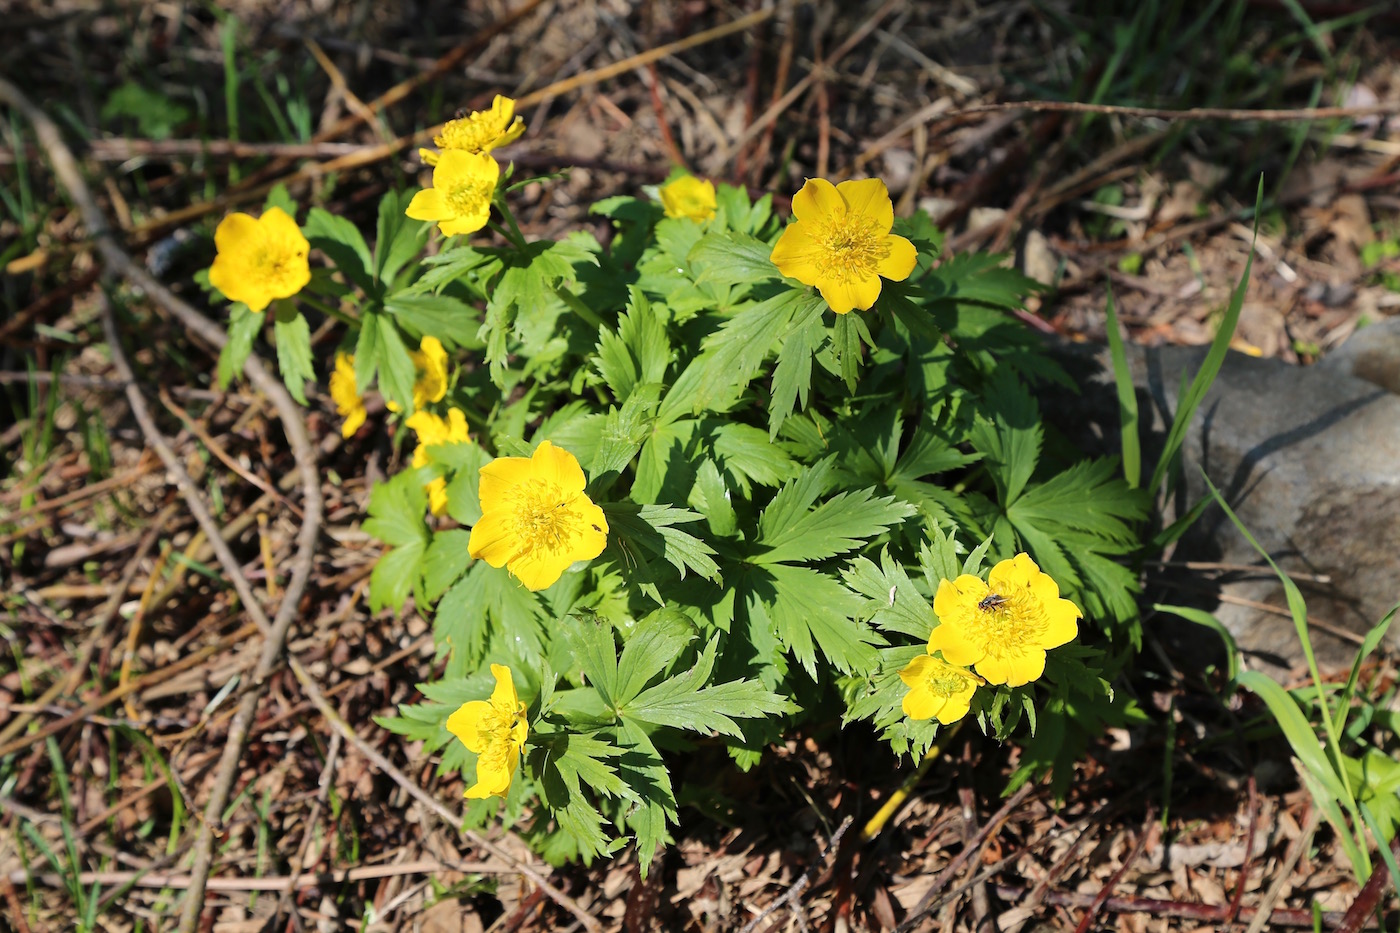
299 294 358 327
552 285 604 330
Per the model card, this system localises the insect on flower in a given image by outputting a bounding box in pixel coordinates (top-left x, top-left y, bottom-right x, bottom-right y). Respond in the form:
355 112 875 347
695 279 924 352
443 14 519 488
977 592 1008 612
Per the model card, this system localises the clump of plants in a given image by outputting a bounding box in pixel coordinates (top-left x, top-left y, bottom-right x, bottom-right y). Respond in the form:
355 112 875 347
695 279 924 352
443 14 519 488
206 95 1151 871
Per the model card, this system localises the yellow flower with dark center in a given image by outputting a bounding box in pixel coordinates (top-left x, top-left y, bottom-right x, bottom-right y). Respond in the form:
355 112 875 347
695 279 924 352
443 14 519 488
928 553 1081 687
899 654 981 724
418 95 526 166
329 352 366 439
659 175 717 222
405 150 500 237
208 206 310 312
468 441 609 591
446 663 529 799
769 177 917 314
406 408 470 516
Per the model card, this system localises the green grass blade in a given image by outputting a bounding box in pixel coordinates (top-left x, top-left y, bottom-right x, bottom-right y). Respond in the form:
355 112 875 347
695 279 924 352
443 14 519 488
1360 800 1400 887
1334 604 1397 739
1153 603 1238 684
1102 283 1141 487
1147 177 1261 499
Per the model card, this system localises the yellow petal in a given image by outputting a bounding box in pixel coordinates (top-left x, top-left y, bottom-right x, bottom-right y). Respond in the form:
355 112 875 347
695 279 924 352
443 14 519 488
769 224 824 285
507 547 578 592
213 212 262 256
878 234 918 282
341 406 366 438
414 335 449 406
791 177 844 222
836 178 894 232
530 441 588 494
818 273 882 314
927 620 982 666
978 649 1045 687
437 209 491 238
478 454 534 510
467 509 519 567
1040 598 1080 649
568 498 610 560
902 683 942 721
465 744 518 798
488 664 518 712
934 691 972 725
933 576 985 621
259 205 308 251
445 700 494 753
427 477 449 516
405 187 450 222
418 147 440 166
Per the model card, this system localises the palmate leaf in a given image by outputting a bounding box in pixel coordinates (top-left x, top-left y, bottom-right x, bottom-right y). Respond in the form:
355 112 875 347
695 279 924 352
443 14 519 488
968 368 1041 507
595 287 670 403
713 422 799 493
419 528 472 604
217 304 261 390
923 251 1038 310
384 292 482 347
688 229 781 289
693 288 824 411
843 549 935 640
745 564 882 677
624 635 791 738
590 384 662 485
538 731 635 803
435 561 548 676
618 720 677 879
768 306 823 438
755 459 915 565
614 609 698 705
601 503 721 604
481 235 599 384
272 305 315 405
374 190 431 288
304 207 374 292
1007 457 1148 546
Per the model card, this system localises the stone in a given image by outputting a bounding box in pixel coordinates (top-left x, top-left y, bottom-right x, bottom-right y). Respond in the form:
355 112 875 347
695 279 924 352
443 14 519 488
1316 315 1400 396
1050 334 1400 674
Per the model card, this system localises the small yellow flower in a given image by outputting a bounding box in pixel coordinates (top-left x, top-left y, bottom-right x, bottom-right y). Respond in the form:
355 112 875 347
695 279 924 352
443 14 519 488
419 95 526 166
208 206 310 312
407 408 470 516
405 150 500 238
769 177 917 314
928 553 1081 687
659 175 717 222
388 336 451 415
446 663 529 799
899 654 981 724
329 352 366 438
468 441 608 592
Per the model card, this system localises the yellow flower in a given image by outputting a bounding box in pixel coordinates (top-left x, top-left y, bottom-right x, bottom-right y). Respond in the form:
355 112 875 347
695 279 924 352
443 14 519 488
468 441 608 591
659 175 717 222
407 408 470 516
769 177 917 314
329 352 366 438
928 553 1081 687
899 654 981 724
388 336 451 415
446 663 529 799
405 150 500 238
208 206 310 312
419 95 526 166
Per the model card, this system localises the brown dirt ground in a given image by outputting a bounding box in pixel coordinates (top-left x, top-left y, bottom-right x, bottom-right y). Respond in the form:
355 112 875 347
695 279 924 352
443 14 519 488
3 1 1400 931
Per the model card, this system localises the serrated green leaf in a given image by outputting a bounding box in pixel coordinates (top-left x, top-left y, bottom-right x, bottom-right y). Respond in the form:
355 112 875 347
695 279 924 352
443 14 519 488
768 299 826 437
369 541 425 613
596 287 670 404
712 422 798 492
752 564 881 677
590 383 662 484
363 472 429 549
420 528 473 604
384 292 482 347
567 614 620 709
688 230 780 288
687 459 737 537
435 561 546 676
968 368 1042 507
547 732 634 802
755 484 915 565
624 636 790 738
614 609 697 705
217 304 261 390
694 289 821 411
272 304 314 405
602 502 721 593
304 207 373 292
844 550 935 639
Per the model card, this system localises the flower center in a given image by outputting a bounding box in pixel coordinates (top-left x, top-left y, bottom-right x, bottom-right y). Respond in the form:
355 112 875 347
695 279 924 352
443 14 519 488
253 243 301 289
511 479 578 555
971 591 1047 658
815 213 887 282
437 117 496 153
923 669 969 698
447 177 493 218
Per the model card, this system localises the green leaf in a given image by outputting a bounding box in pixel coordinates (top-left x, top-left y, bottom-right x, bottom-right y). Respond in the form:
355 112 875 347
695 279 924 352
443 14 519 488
918 522 964 588
590 384 662 484
384 292 482 347
436 442 494 527
687 460 737 537
272 304 315 405
263 184 297 218
595 287 671 403
482 237 599 385
548 732 634 802
602 503 721 597
1153 604 1239 683
1102 284 1141 487
375 190 431 287
1237 669 1352 808
753 564 881 677
435 562 546 675
967 368 1041 507
694 289 822 411
566 614 620 710
376 319 417 414
614 609 698 705
304 207 374 292
844 550 935 640
755 484 915 565
688 230 780 288
712 422 799 493
625 636 790 739
353 312 381 394
420 528 473 604
363 471 429 549
370 540 426 613
830 312 872 392
217 304 261 390
767 298 826 437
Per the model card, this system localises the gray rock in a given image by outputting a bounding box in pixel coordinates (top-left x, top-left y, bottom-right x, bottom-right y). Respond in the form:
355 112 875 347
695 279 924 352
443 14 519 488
1052 335 1400 674
1317 316 1400 396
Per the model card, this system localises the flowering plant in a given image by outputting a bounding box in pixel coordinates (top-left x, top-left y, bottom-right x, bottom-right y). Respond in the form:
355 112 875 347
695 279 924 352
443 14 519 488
206 98 1154 871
